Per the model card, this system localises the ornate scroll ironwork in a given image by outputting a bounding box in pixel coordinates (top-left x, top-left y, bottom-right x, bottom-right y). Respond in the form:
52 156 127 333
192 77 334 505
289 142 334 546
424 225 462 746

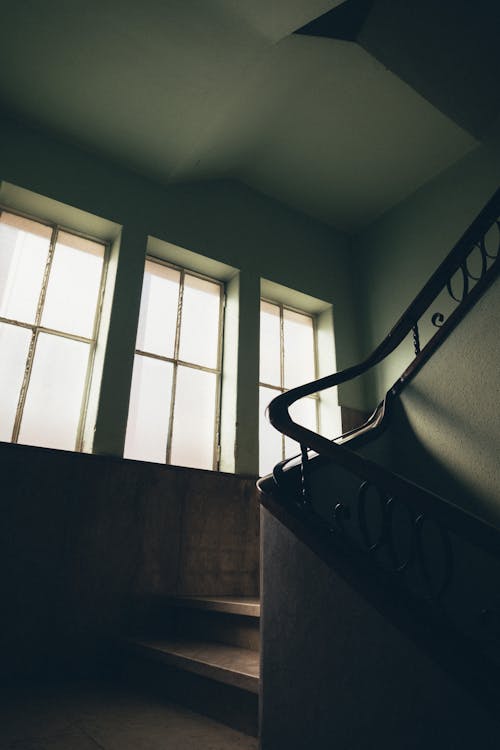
431 221 500 331
323 478 454 602
412 323 421 355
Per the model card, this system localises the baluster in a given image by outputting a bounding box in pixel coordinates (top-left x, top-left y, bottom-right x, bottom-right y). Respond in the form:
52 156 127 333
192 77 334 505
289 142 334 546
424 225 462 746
412 322 421 356
300 443 312 509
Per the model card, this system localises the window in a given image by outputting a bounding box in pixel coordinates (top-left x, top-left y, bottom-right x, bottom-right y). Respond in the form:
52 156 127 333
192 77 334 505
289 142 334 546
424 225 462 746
124 258 224 470
259 299 318 475
0 209 106 450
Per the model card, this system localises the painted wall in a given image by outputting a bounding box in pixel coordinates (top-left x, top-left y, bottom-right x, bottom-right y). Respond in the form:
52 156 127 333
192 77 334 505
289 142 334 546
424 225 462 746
361 275 500 527
355 135 500 406
352 136 500 525
0 113 364 475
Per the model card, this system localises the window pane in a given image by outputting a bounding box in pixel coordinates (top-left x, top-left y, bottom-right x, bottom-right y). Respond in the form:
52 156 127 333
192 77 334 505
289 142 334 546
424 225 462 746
18 333 89 450
0 323 32 441
260 301 281 386
178 275 221 369
284 397 318 458
283 309 315 389
124 354 173 463
136 261 180 357
259 385 283 476
170 366 217 470
41 231 104 338
0 212 51 324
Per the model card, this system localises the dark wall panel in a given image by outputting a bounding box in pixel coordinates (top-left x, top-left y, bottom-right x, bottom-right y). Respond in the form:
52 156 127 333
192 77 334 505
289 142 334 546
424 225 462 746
0 442 259 677
260 507 500 749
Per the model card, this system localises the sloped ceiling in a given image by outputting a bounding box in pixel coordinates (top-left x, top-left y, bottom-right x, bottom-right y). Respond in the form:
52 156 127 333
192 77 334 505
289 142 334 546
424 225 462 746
0 0 493 232
359 0 500 140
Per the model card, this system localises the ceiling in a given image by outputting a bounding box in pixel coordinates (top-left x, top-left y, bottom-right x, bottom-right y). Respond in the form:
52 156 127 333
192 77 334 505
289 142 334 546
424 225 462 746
0 0 497 232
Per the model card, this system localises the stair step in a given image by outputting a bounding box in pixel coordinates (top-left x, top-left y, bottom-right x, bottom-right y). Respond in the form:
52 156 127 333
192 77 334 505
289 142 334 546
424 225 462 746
164 595 260 618
127 637 260 694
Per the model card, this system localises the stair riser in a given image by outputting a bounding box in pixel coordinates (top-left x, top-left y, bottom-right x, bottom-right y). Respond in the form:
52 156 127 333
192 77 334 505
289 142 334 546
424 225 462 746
120 651 259 737
173 609 260 651
129 607 260 650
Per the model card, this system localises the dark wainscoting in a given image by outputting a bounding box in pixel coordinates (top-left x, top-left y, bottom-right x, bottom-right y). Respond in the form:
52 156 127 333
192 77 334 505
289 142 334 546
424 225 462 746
0 442 259 679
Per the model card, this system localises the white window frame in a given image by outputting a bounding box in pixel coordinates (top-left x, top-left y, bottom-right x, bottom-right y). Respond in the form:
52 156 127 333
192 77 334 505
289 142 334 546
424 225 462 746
0 205 108 451
259 297 320 463
131 255 226 470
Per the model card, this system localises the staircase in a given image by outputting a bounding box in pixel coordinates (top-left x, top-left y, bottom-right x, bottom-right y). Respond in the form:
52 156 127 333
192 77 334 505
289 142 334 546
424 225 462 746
120 191 499 747
257 188 500 748
120 595 260 737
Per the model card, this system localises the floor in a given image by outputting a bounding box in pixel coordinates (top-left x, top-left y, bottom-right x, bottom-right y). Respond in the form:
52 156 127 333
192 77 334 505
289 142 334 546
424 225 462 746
0 679 258 750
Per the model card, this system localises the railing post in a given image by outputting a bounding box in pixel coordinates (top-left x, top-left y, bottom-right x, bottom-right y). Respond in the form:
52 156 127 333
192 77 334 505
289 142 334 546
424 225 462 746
300 444 312 509
412 322 421 356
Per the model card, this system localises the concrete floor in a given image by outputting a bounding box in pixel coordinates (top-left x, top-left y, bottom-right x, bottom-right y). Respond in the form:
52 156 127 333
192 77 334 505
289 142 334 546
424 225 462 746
0 679 258 749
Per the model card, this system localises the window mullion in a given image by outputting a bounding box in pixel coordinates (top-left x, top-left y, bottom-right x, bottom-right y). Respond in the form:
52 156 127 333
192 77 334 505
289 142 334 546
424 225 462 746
173 269 184 361
0 316 33 330
165 362 178 465
176 359 220 375
11 226 59 443
34 226 58 328
74 249 108 452
259 381 282 392
37 326 93 345
165 269 184 464
213 369 221 470
213 286 225 470
311 315 321 435
11 328 38 443
279 303 285 391
279 304 286 460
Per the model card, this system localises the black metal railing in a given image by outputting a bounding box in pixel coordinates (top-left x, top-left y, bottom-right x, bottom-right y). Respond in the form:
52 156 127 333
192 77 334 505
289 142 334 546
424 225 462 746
258 187 500 661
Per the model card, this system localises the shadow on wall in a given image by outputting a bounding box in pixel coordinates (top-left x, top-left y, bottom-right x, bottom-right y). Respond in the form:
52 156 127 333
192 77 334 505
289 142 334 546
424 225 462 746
360 273 500 528
361 394 500 529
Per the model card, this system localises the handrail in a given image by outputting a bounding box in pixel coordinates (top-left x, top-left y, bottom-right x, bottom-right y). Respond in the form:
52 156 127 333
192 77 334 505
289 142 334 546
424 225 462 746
270 187 500 409
264 187 500 558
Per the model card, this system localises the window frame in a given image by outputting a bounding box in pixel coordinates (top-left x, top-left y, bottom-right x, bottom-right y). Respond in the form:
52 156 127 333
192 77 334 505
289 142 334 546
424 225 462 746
0 205 109 451
259 297 320 466
129 255 226 470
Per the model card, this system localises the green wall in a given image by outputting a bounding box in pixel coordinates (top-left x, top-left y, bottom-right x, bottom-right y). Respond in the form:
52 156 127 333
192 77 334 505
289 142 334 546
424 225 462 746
355 135 500 405
0 114 364 474
353 135 500 524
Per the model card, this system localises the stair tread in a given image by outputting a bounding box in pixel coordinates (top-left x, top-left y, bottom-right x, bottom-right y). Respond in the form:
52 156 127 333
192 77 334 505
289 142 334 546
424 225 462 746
127 637 260 694
164 595 260 618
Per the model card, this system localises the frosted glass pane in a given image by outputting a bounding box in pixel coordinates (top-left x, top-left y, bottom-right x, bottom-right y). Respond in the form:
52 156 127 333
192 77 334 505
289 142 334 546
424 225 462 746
136 261 180 357
124 355 173 463
285 397 318 457
179 275 221 368
283 309 315 388
18 333 89 450
260 301 281 386
0 323 32 441
170 366 217 470
259 386 283 476
0 212 51 323
41 232 104 338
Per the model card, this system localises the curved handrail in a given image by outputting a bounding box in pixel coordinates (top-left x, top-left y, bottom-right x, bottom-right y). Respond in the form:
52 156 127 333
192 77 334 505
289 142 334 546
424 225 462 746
270 186 500 410
264 187 500 558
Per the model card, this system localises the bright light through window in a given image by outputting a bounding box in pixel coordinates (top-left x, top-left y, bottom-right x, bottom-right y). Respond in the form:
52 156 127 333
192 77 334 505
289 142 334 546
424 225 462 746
124 258 223 470
259 300 318 476
0 210 106 450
